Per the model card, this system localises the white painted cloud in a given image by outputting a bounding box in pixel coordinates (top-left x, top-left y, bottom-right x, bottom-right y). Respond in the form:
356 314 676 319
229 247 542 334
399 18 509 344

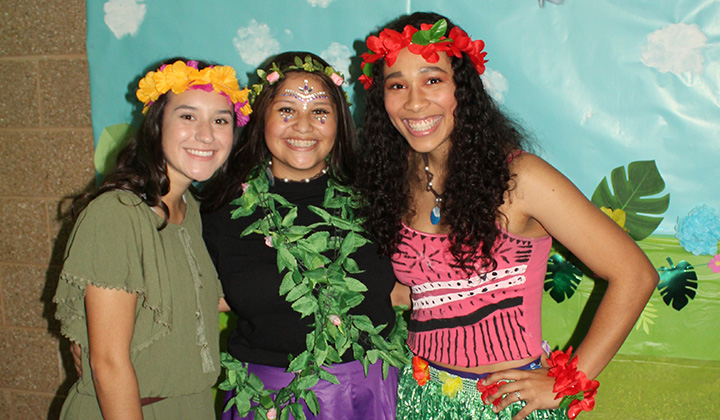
308 0 335 7
234 20 282 67
481 68 508 103
321 42 352 82
103 0 146 39
641 23 707 75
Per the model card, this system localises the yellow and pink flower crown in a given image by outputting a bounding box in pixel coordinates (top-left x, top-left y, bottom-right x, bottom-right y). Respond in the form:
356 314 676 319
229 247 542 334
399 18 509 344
359 19 488 89
136 60 252 126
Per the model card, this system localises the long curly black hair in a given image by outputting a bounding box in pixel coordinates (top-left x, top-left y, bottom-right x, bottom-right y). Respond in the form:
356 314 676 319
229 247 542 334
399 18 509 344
71 57 241 229
355 12 529 273
201 51 357 212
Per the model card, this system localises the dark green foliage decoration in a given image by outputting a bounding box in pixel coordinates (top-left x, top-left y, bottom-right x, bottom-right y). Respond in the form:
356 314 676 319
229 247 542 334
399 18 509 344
657 257 698 311
544 252 584 303
591 160 669 240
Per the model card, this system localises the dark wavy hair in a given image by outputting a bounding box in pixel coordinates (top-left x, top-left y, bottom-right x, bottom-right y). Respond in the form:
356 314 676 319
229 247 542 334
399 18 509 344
356 12 529 273
201 51 357 212
71 57 241 229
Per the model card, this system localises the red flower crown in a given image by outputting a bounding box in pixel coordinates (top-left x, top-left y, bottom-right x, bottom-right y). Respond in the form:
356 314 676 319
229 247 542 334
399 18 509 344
359 19 487 89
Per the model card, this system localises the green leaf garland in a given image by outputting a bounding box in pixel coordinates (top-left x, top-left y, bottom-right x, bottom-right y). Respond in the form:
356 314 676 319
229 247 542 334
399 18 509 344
219 166 409 420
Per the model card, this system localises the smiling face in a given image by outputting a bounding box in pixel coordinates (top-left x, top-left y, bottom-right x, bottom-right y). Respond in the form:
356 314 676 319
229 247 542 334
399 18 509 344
161 89 234 190
264 72 337 180
383 47 457 158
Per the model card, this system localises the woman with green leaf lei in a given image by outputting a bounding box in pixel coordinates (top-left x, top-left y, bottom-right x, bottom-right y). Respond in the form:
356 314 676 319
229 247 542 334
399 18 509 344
201 52 409 420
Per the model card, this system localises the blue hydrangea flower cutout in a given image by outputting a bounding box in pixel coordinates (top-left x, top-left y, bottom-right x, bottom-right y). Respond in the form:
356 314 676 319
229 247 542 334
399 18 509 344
675 204 720 256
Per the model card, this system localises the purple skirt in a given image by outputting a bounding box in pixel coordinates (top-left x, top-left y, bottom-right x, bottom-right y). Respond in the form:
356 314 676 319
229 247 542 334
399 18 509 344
221 360 398 420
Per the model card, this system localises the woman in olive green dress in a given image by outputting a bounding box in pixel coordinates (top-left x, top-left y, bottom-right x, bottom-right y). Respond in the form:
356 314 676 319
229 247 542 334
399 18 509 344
53 58 251 419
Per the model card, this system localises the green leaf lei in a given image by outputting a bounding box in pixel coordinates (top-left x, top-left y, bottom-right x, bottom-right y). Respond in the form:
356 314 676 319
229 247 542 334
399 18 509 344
219 166 409 420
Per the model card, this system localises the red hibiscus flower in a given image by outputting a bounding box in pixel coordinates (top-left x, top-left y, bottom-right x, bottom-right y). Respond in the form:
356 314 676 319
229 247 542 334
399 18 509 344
476 380 507 406
412 356 430 386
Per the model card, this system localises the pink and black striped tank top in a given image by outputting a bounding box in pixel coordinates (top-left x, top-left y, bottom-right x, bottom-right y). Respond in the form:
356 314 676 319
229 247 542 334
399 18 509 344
392 224 552 367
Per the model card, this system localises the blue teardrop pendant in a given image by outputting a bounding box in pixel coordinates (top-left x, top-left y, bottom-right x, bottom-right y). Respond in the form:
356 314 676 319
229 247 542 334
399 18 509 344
431 206 441 225
265 164 275 187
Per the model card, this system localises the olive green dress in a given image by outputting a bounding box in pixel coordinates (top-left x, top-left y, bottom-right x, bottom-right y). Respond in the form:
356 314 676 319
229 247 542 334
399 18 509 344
54 191 221 419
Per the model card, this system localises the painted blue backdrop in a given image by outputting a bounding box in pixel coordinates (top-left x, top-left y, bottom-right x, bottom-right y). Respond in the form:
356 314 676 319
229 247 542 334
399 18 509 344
86 0 720 237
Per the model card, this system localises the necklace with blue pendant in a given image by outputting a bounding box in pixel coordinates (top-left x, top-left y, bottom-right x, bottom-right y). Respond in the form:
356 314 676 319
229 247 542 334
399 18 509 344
422 153 443 225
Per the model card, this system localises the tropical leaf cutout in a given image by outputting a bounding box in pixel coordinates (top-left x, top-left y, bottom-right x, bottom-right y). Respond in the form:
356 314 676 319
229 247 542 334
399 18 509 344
591 160 669 240
634 300 658 335
657 257 698 311
544 253 583 303
94 123 136 175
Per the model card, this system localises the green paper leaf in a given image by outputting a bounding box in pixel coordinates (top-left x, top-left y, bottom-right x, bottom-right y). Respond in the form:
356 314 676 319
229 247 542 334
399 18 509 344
544 253 583 303
314 339 328 366
411 19 448 45
590 160 669 240
344 293 364 308
288 350 311 371
94 123 135 175
634 300 658 335
291 296 319 317
277 247 297 271
289 403 306 420
259 394 274 409
234 392 252 415
429 19 448 42
366 349 380 363
247 372 264 391
286 283 311 302
657 257 698 311
295 373 320 390
279 271 296 295
317 368 340 385
362 62 373 77
352 314 375 332
281 207 298 227
342 257 362 274
411 31 430 45
301 389 320 415
343 277 368 293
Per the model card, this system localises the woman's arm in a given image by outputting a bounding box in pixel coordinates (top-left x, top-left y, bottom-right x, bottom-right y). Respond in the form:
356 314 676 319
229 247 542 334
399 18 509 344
219 296 231 312
390 281 411 308
85 284 143 420
487 154 657 418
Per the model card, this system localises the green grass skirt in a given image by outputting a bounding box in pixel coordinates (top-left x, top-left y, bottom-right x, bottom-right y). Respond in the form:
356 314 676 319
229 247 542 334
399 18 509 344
396 363 569 420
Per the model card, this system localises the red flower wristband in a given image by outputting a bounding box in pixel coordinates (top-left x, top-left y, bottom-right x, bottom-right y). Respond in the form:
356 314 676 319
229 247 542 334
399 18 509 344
547 347 600 419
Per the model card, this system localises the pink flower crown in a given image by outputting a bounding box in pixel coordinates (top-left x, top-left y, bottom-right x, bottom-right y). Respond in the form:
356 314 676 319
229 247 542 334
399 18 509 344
136 60 252 127
359 19 487 89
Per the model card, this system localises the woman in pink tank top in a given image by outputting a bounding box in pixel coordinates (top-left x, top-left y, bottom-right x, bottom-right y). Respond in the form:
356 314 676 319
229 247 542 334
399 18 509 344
355 11 658 420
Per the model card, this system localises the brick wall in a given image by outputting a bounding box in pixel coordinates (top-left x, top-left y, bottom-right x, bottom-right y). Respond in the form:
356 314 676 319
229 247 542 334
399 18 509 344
0 1 94 418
